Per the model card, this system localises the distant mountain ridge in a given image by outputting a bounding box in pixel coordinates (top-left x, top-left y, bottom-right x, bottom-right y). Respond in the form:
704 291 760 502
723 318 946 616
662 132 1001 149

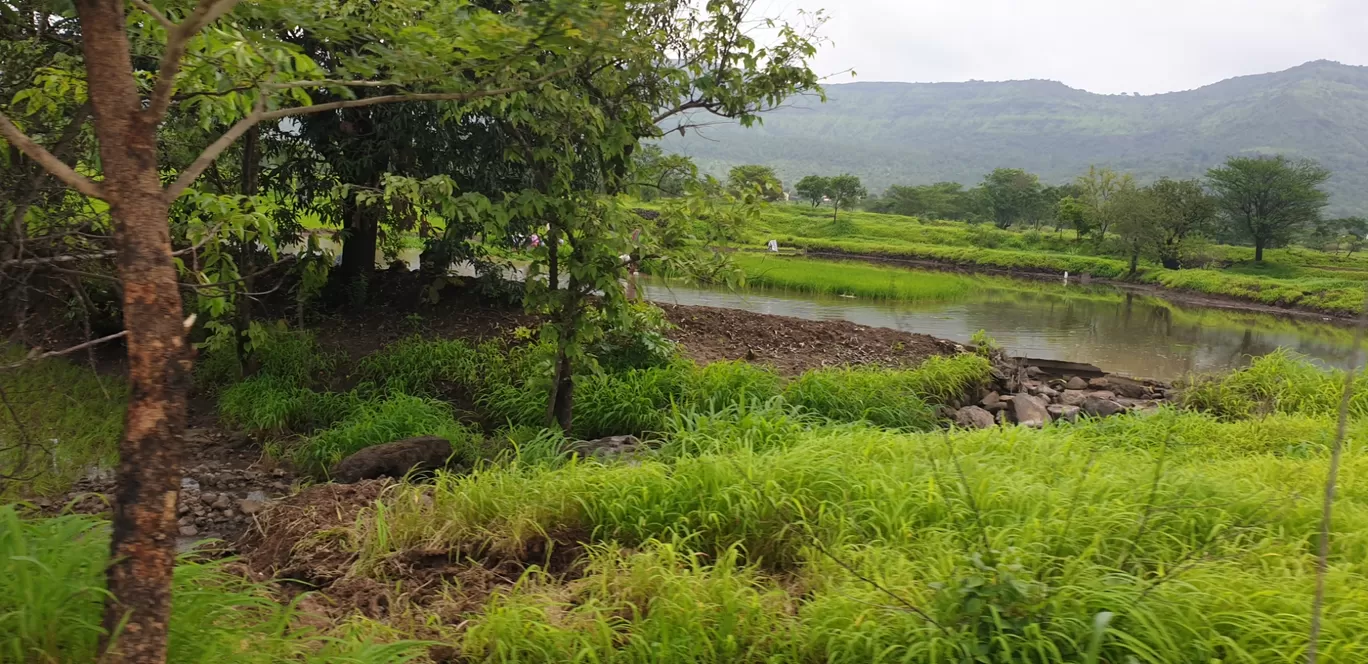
660 60 1368 215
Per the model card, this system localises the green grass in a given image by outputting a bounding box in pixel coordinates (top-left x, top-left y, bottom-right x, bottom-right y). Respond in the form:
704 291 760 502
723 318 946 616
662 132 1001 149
732 252 982 301
293 395 479 474
749 204 1368 315
0 504 422 663
327 404 1368 663
783 355 991 429
1180 348 1368 420
0 349 126 498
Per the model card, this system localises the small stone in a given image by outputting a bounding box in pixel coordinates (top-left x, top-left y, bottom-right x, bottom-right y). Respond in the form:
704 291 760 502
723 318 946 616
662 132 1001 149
980 391 1001 407
954 406 996 430
177 516 194 526
180 477 200 493
1065 376 1089 390
199 492 218 505
221 509 236 519
177 503 190 515
1060 390 1088 407
193 507 205 517
270 482 289 492
1088 377 1109 389
272 468 287 477
1026 365 1045 377
239 499 265 515
1037 385 1059 398
1047 404 1081 423
1086 390 1116 401
179 525 199 537
212 493 231 509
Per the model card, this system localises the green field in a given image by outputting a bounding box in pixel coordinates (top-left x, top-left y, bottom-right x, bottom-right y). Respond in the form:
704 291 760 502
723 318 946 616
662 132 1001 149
748 204 1368 316
7 324 1368 661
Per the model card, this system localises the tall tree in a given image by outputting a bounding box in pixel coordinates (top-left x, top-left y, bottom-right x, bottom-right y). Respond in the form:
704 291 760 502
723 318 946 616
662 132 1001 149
794 174 829 207
1207 155 1331 261
1076 165 1132 240
1109 183 1161 275
727 164 784 201
979 167 1043 229
1147 177 1216 269
826 173 866 224
1055 195 1091 240
0 2 611 661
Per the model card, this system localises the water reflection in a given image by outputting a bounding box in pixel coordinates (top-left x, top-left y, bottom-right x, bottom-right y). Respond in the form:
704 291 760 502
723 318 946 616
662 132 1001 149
638 278 1358 381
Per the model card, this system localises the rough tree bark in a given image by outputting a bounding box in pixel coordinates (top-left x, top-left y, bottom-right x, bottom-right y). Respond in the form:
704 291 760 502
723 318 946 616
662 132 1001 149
77 2 191 661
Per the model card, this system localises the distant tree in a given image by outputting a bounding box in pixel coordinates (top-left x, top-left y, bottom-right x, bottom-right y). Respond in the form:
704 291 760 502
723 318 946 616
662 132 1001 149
1110 184 1162 275
867 182 974 220
1056 195 1091 240
1207 156 1331 261
795 175 829 207
827 174 867 224
632 145 698 200
727 164 784 201
1341 217 1368 257
979 168 1043 229
1313 216 1368 256
1147 178 1217 269
1076 165 1133 240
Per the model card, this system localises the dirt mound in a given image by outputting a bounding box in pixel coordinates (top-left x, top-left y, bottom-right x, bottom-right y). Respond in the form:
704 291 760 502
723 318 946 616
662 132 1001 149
662 303 961 375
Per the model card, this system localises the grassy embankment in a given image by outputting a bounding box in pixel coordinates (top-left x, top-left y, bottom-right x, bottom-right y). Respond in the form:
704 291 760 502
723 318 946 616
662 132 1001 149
751 204 1368 315
7 323 1368 661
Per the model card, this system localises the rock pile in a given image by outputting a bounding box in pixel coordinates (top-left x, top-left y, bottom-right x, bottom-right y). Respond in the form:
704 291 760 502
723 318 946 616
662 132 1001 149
954 365 1169 430
173 465 290 539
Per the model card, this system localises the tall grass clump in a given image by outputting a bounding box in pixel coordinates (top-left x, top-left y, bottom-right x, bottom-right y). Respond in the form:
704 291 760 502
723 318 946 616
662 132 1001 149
1181 348 1368 419
783 354 990 429
293 395 478 473
356 336 483 396
734 253 981 301
352 411 1368 662
217 376 361 434
0 505 421 663
0 349 125 498
196 325 335 392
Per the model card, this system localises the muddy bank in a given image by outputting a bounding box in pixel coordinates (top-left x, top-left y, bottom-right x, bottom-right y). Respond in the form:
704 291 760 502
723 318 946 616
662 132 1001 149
798 247 1356 322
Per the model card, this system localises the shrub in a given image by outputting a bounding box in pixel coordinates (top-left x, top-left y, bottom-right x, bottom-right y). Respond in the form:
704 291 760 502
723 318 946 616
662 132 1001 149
587 301 679 371
218 376 359 435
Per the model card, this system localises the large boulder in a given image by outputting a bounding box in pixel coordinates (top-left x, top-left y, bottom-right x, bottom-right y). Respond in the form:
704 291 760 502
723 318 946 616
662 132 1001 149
1011 393 1052 428
1047 404 1081 423
955 406 997 430
571 435 645 460
329 436 454 484
1059 390 1088 407
1065 376 1089 390
1089 376 1151 399
1082 396 1126 417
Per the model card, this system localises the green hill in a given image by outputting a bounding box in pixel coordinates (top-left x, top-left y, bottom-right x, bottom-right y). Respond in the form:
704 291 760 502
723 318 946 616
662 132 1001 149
660 60 1368 215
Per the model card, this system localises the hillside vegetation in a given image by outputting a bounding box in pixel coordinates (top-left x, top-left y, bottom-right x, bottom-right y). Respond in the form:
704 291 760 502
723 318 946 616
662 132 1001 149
662 60 1368 215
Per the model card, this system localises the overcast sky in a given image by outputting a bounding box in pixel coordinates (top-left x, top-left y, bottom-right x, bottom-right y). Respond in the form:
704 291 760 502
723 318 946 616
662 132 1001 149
758 0 1367 94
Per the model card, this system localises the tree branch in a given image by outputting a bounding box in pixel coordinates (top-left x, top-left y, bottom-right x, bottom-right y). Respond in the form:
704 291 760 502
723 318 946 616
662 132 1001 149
0 330 129 371
144 0 244 122
129 0 174 30
0 111 103 199
165 69 569 201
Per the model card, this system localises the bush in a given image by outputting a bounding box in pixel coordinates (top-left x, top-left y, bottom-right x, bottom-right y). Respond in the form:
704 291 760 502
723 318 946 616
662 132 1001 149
587 301 680 371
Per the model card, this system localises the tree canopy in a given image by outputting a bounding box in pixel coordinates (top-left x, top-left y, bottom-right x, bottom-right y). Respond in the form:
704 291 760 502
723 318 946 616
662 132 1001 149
1207 156 1330 261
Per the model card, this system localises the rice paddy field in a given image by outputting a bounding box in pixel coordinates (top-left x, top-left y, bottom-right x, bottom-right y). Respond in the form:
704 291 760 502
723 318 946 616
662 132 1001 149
748 204 1368 316
5 322 1368 662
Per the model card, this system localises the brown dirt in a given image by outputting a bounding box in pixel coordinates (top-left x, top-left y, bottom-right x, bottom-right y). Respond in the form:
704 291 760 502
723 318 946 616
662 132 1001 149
660 303 962 375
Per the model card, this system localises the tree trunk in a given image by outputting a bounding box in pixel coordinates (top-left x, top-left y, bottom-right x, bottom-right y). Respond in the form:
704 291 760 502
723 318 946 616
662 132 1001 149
1128 251 1140 275
544 224 578 433
78 2 190 662
235 127 260 374
1254 238 1265 262
337 190 379 307
832 203 839 223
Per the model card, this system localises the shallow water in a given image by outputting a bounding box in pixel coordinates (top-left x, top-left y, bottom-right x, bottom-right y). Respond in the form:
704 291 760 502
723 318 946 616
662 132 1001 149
289 234 1357 380
637 276 1358 381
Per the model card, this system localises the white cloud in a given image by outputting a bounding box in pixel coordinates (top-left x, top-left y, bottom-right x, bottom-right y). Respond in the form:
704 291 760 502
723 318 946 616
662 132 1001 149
757 0 1368 93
